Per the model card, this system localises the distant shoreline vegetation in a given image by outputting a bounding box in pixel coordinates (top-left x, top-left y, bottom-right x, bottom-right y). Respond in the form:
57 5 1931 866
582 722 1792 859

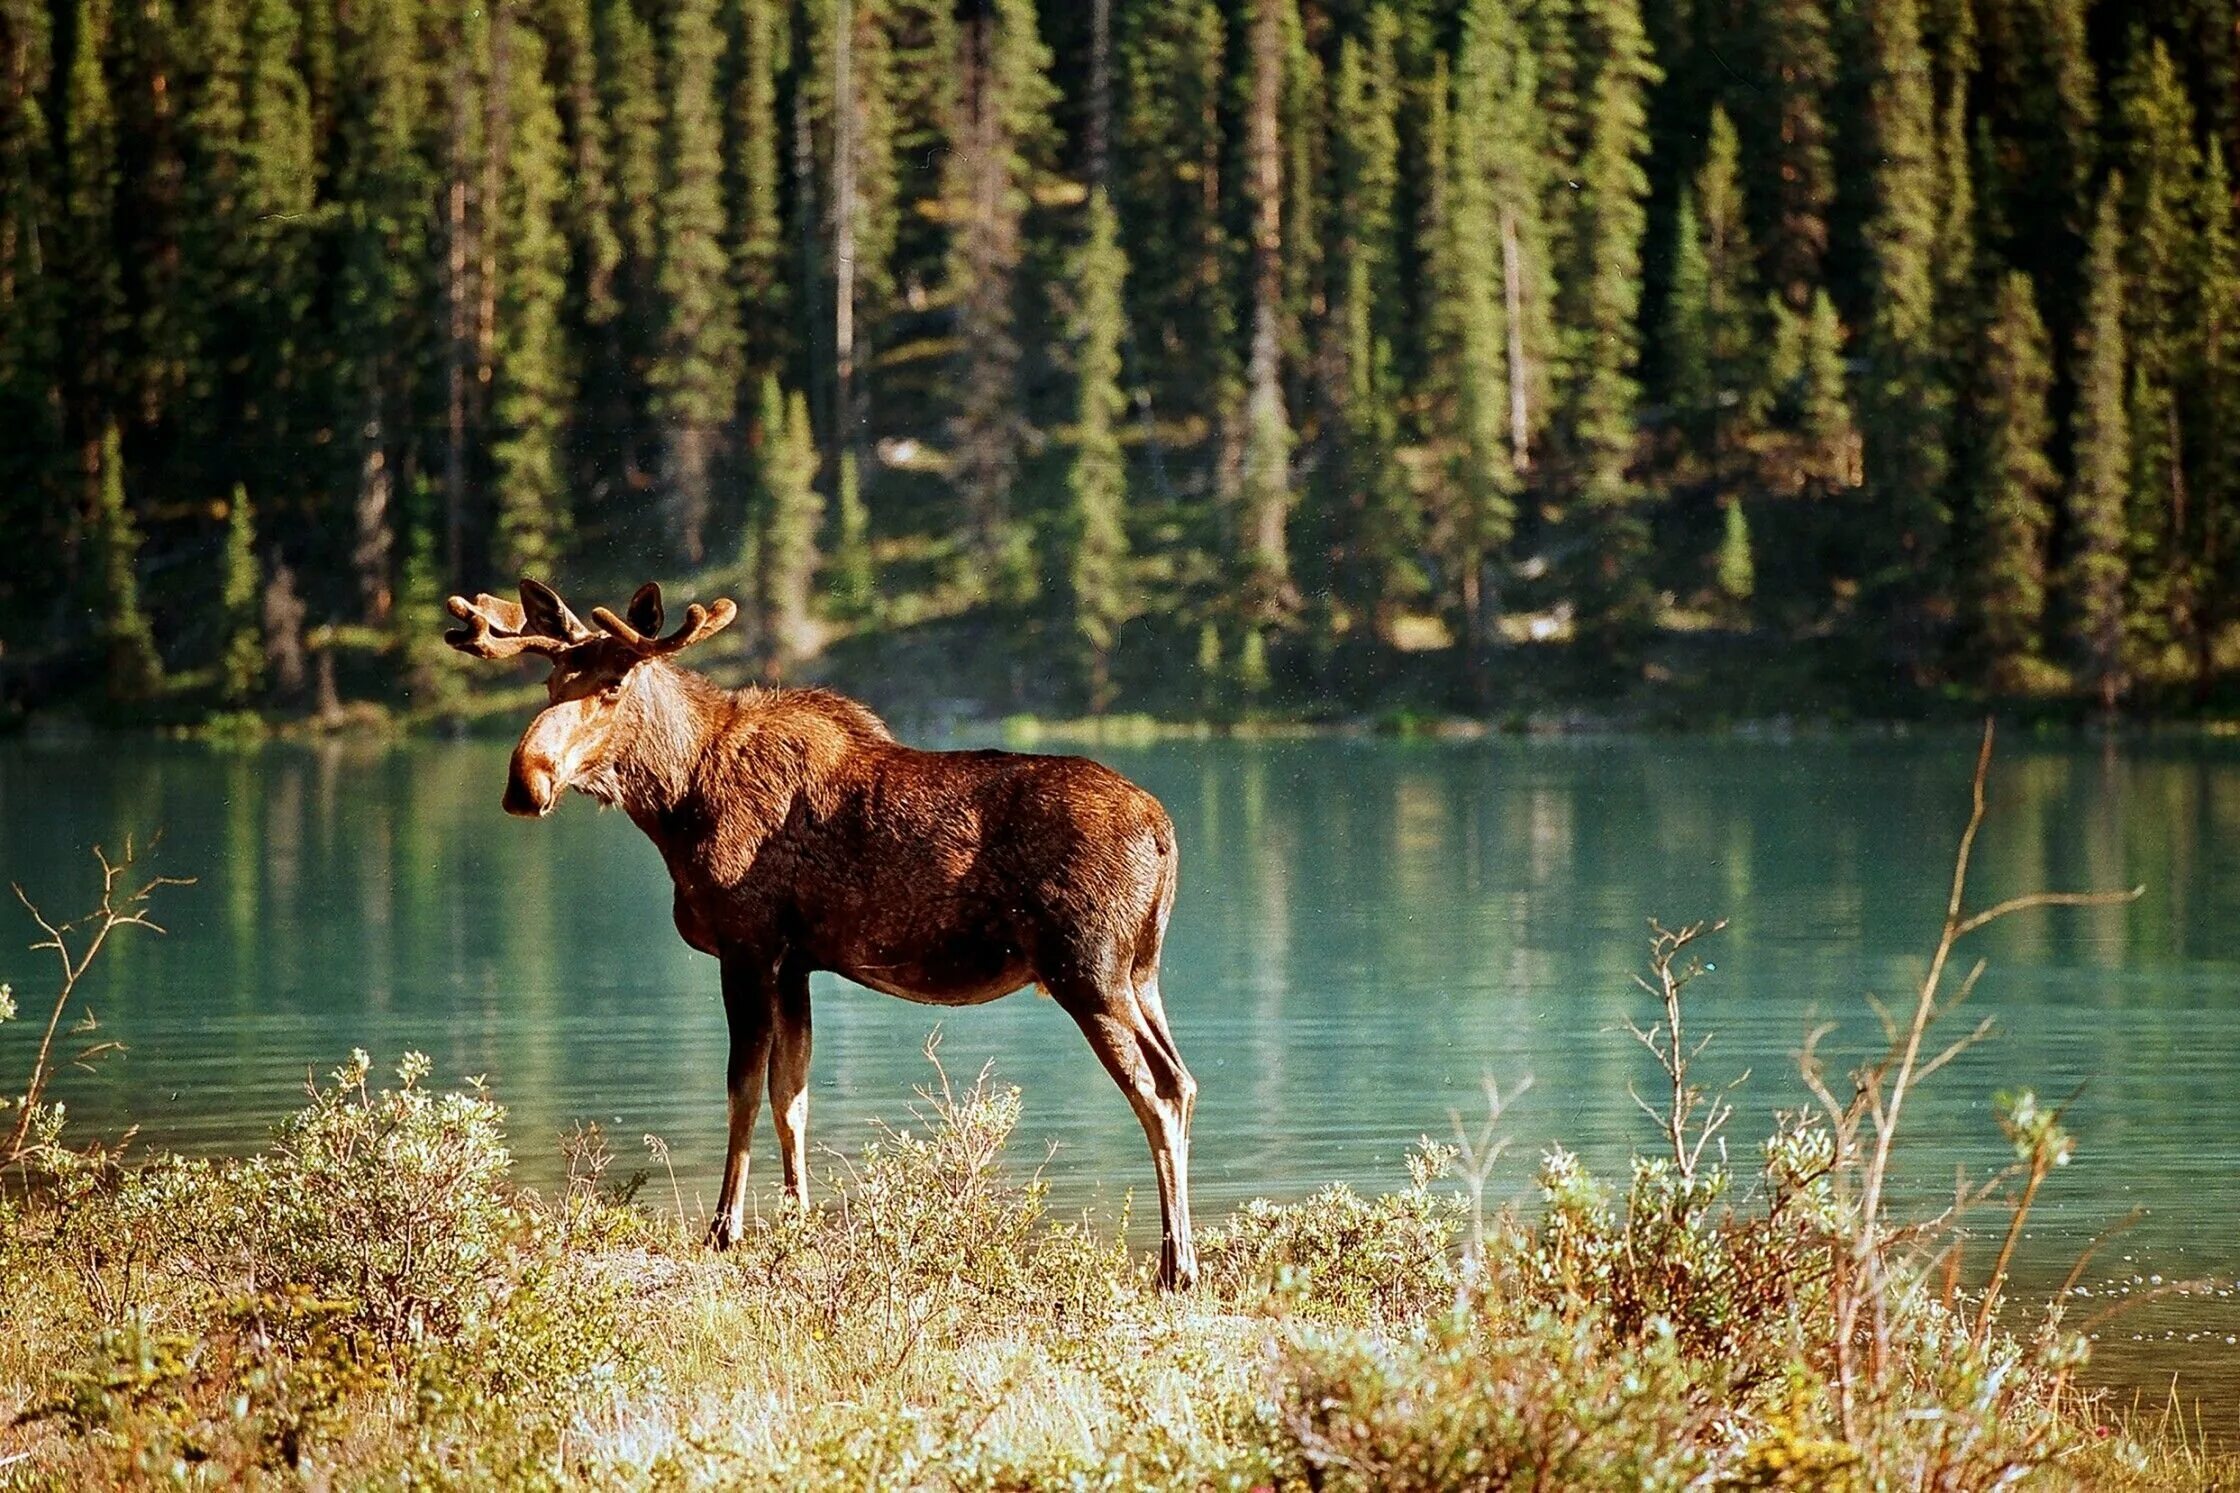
6 3 2240 729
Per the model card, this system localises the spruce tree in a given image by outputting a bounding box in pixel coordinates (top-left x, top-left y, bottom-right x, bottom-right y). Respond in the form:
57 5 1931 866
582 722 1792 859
91 423 163 703
1796 288 1858 494
826 451 875 623
1238 0 1296 627
599 0 663 496
57 0 121 472
729 0 788 383
2193 142 2240 674
651 0 741 565
2111 36 2206 676
2068 179 2129 709
1744 0 1835 309
1329 8 1419 642
945 0 1055 604
327 0 425 619
752 373 822 672
1664 106 1759 494
491 7 571 581
1858 0 1950 631
1555 0 1659 636
1065 186 1133 711
0 0 61 618
1430 0 1530 656
1970 271 2057 689
219 485 264 705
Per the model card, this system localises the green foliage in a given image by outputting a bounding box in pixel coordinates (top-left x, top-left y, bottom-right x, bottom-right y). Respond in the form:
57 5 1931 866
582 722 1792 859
218 485 264 705
752 372 823 669
2069 179 2131 708
1064 188 1134 708
1718 497 1755 606
1971 272 2059 690
20 0 2240 722
89 424 163 704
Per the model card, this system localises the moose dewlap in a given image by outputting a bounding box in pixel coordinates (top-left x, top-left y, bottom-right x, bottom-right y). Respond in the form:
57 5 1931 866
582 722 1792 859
444 579 1199 1289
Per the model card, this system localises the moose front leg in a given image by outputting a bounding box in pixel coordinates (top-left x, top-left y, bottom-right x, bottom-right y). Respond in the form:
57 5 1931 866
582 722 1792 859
709 953 777 1250
768 962 812 1208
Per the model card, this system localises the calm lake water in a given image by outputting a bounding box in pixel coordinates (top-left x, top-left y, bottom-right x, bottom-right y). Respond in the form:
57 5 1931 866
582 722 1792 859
6 730 2239 1409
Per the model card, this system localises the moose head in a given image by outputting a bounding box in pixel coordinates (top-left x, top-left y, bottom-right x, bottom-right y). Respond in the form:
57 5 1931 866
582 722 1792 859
445 579 736 817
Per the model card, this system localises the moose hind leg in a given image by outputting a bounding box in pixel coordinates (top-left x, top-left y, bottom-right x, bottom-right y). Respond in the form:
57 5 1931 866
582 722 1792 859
768 963 812 1209
1053 974 1199 1291
710 955 777 1250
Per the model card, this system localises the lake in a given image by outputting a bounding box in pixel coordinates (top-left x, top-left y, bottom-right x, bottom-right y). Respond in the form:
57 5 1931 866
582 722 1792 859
5 729 2238 1411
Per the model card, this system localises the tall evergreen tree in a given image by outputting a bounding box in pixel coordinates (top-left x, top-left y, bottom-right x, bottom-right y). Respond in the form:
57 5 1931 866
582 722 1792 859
729 0 788 384
1328 9 1419 643
490 6 571 581
1663 106 1759 495
327 0 426 619
751 372 822 671
1554 0 1659 635
1238 0 1297 628
651 0 741 565
945 0 1055 604
598 0 663 498
90 422 162 702
1858 0 1950 636
2192 141 2240 680
0 0 61 621
219 484 264 705
57 0 122 484
2114 36 2203 674
1065 187 1133 710
2068 178 2130 709
1969 270 2057 689
1744 0 1835 309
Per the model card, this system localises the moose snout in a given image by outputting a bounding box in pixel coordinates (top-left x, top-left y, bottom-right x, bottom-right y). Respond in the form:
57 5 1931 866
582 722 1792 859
504 750 559 817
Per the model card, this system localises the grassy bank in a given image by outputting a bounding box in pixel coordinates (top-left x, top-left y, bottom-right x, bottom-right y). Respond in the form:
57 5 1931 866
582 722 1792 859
0 1043 2230 1491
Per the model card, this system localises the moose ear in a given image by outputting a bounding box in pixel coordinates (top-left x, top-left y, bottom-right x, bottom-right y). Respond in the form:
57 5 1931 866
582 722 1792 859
626 582 664 639
518 578 588 642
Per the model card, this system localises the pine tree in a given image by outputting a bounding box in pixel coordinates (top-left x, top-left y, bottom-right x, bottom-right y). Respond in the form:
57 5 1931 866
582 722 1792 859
2068 178 2129 709
1065 186 1133 710
1116 0 1233 493
90 423 162 703
651 0 741 565
599 0 663 498
1795 288 1858 494
2193 142 2240 677
0 0 61 621
543 0 622 520
729 0 788 383
1858 0 1950 632
1664 106 1760 493
327 0 425 619
1430 0 1533 656
1555 0 1660 636
752 373 823 672
2115 36 2203 675
1328 9 1419 642
1970 271 2057 689
1238 0 1296 627
219 484 264 705
1744 0 1835 309
57 0 121 475
1718 498 1756 608
945 0 1055 604
490 6 571 581
826 450 874 623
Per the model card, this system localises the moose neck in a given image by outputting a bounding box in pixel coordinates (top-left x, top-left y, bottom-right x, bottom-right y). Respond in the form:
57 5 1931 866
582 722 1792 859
592 659 725 822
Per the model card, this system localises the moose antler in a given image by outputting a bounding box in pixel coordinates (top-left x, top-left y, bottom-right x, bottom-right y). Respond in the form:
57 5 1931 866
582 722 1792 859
591 582 738 656
444 579 596 660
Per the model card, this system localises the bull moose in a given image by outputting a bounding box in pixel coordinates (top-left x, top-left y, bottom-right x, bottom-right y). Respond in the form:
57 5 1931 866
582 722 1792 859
443 579 1200 1288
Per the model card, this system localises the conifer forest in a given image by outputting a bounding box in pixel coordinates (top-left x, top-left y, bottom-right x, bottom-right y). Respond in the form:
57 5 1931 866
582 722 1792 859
3 0 2238 721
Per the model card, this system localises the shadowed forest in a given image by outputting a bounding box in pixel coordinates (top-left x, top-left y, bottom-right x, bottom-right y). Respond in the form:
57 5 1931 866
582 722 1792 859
4 0 2239 724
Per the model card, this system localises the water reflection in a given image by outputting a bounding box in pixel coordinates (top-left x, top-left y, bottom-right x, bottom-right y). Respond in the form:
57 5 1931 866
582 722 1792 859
5 731 2239 1403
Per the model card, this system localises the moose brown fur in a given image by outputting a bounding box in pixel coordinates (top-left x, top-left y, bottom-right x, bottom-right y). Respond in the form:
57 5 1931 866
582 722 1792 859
445 579 1199 1287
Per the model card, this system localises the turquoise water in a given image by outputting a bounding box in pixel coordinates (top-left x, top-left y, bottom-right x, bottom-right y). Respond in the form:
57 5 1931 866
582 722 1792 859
6 731 2238 1405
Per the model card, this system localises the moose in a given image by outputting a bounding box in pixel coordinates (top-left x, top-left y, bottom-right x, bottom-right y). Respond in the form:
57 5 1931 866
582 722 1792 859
444 579 1200 1287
